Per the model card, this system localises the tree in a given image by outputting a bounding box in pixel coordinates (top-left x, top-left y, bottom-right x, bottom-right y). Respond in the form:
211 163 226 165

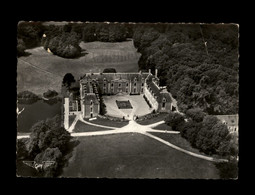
27 115 71 158
34 147 62 177
186 108 206 122
103 68 117 73
17 39 26 57
17 138 29 160
43 90 58 98
62 73 75 88
165 112 185 131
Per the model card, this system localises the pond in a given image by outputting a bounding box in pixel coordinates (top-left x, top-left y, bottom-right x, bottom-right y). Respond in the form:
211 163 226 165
17 99 62 133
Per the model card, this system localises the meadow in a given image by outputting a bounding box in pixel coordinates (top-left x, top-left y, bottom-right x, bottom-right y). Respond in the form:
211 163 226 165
17 40 140 95
61 133 219 179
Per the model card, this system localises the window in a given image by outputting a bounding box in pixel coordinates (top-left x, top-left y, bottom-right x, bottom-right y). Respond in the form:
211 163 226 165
111 83 113 87
134 82 136 86
119 83 122 87
162 102 165 108
91 107 93 112
141 83 144 86
90 100 93 105
104 83 106 87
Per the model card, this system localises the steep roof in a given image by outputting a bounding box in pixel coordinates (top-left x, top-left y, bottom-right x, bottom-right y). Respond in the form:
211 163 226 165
158 92 172 103
81 72 149 83
83 94 99 105
146 75 172 103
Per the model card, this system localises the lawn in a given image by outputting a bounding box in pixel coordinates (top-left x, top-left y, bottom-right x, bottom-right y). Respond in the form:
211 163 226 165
17 40 140 95
149 132 208 156
136 113 168 125
73 120 112 132
152 123 172 131
61 133 219 179
84 117 129 128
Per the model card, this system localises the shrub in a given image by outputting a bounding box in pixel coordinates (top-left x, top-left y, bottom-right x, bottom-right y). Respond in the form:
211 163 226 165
165 111 185 131
43 90 58 98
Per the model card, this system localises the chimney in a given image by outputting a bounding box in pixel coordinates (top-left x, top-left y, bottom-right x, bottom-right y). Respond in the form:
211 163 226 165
155 69 158 78
148 69 151 74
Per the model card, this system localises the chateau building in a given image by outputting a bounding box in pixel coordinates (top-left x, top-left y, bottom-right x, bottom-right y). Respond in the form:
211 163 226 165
63 69 173 129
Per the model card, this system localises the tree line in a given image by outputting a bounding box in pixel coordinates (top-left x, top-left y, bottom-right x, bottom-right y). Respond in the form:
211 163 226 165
17 22 133 58
164 108 238 178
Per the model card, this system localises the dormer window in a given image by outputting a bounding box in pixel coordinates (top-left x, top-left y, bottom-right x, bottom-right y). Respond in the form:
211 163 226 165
162 98 166 108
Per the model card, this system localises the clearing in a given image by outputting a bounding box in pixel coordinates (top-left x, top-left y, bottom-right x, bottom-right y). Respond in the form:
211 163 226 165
17 40 140 95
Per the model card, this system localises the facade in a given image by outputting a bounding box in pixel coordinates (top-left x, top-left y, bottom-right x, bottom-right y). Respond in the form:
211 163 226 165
63 69 173 130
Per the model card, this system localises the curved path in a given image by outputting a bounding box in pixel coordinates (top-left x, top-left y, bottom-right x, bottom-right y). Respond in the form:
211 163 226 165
17 113 228 163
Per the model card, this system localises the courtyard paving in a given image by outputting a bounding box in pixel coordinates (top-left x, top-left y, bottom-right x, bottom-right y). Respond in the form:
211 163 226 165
103 94 152 120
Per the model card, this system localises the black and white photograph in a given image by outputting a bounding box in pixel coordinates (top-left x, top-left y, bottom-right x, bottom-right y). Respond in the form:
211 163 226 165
16 21 239 179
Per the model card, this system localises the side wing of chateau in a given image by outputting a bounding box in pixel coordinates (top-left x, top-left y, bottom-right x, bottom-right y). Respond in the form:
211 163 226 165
63 69 173 130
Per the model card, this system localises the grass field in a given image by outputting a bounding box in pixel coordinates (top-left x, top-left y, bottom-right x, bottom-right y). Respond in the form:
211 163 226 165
73 120 112 132
149 132 208 156
85 117 129 128
17 40 140 95
61 133 219 178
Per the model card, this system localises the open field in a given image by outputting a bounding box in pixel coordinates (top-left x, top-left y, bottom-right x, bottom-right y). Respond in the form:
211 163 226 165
17 40 140 95
84 117 129 128
73 120 112 132
61 133 219 178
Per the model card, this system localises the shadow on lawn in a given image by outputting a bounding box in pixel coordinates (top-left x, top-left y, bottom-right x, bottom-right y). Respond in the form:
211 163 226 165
56 138 80 177
18 51 32 58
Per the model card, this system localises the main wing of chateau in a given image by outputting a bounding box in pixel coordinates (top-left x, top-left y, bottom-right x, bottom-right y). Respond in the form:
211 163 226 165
63 69 174 129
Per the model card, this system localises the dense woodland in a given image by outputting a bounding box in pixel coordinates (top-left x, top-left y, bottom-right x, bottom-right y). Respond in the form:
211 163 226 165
17 21 239 116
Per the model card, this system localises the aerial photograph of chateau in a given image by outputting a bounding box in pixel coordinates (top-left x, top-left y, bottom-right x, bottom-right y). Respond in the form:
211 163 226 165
16 21 239 179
